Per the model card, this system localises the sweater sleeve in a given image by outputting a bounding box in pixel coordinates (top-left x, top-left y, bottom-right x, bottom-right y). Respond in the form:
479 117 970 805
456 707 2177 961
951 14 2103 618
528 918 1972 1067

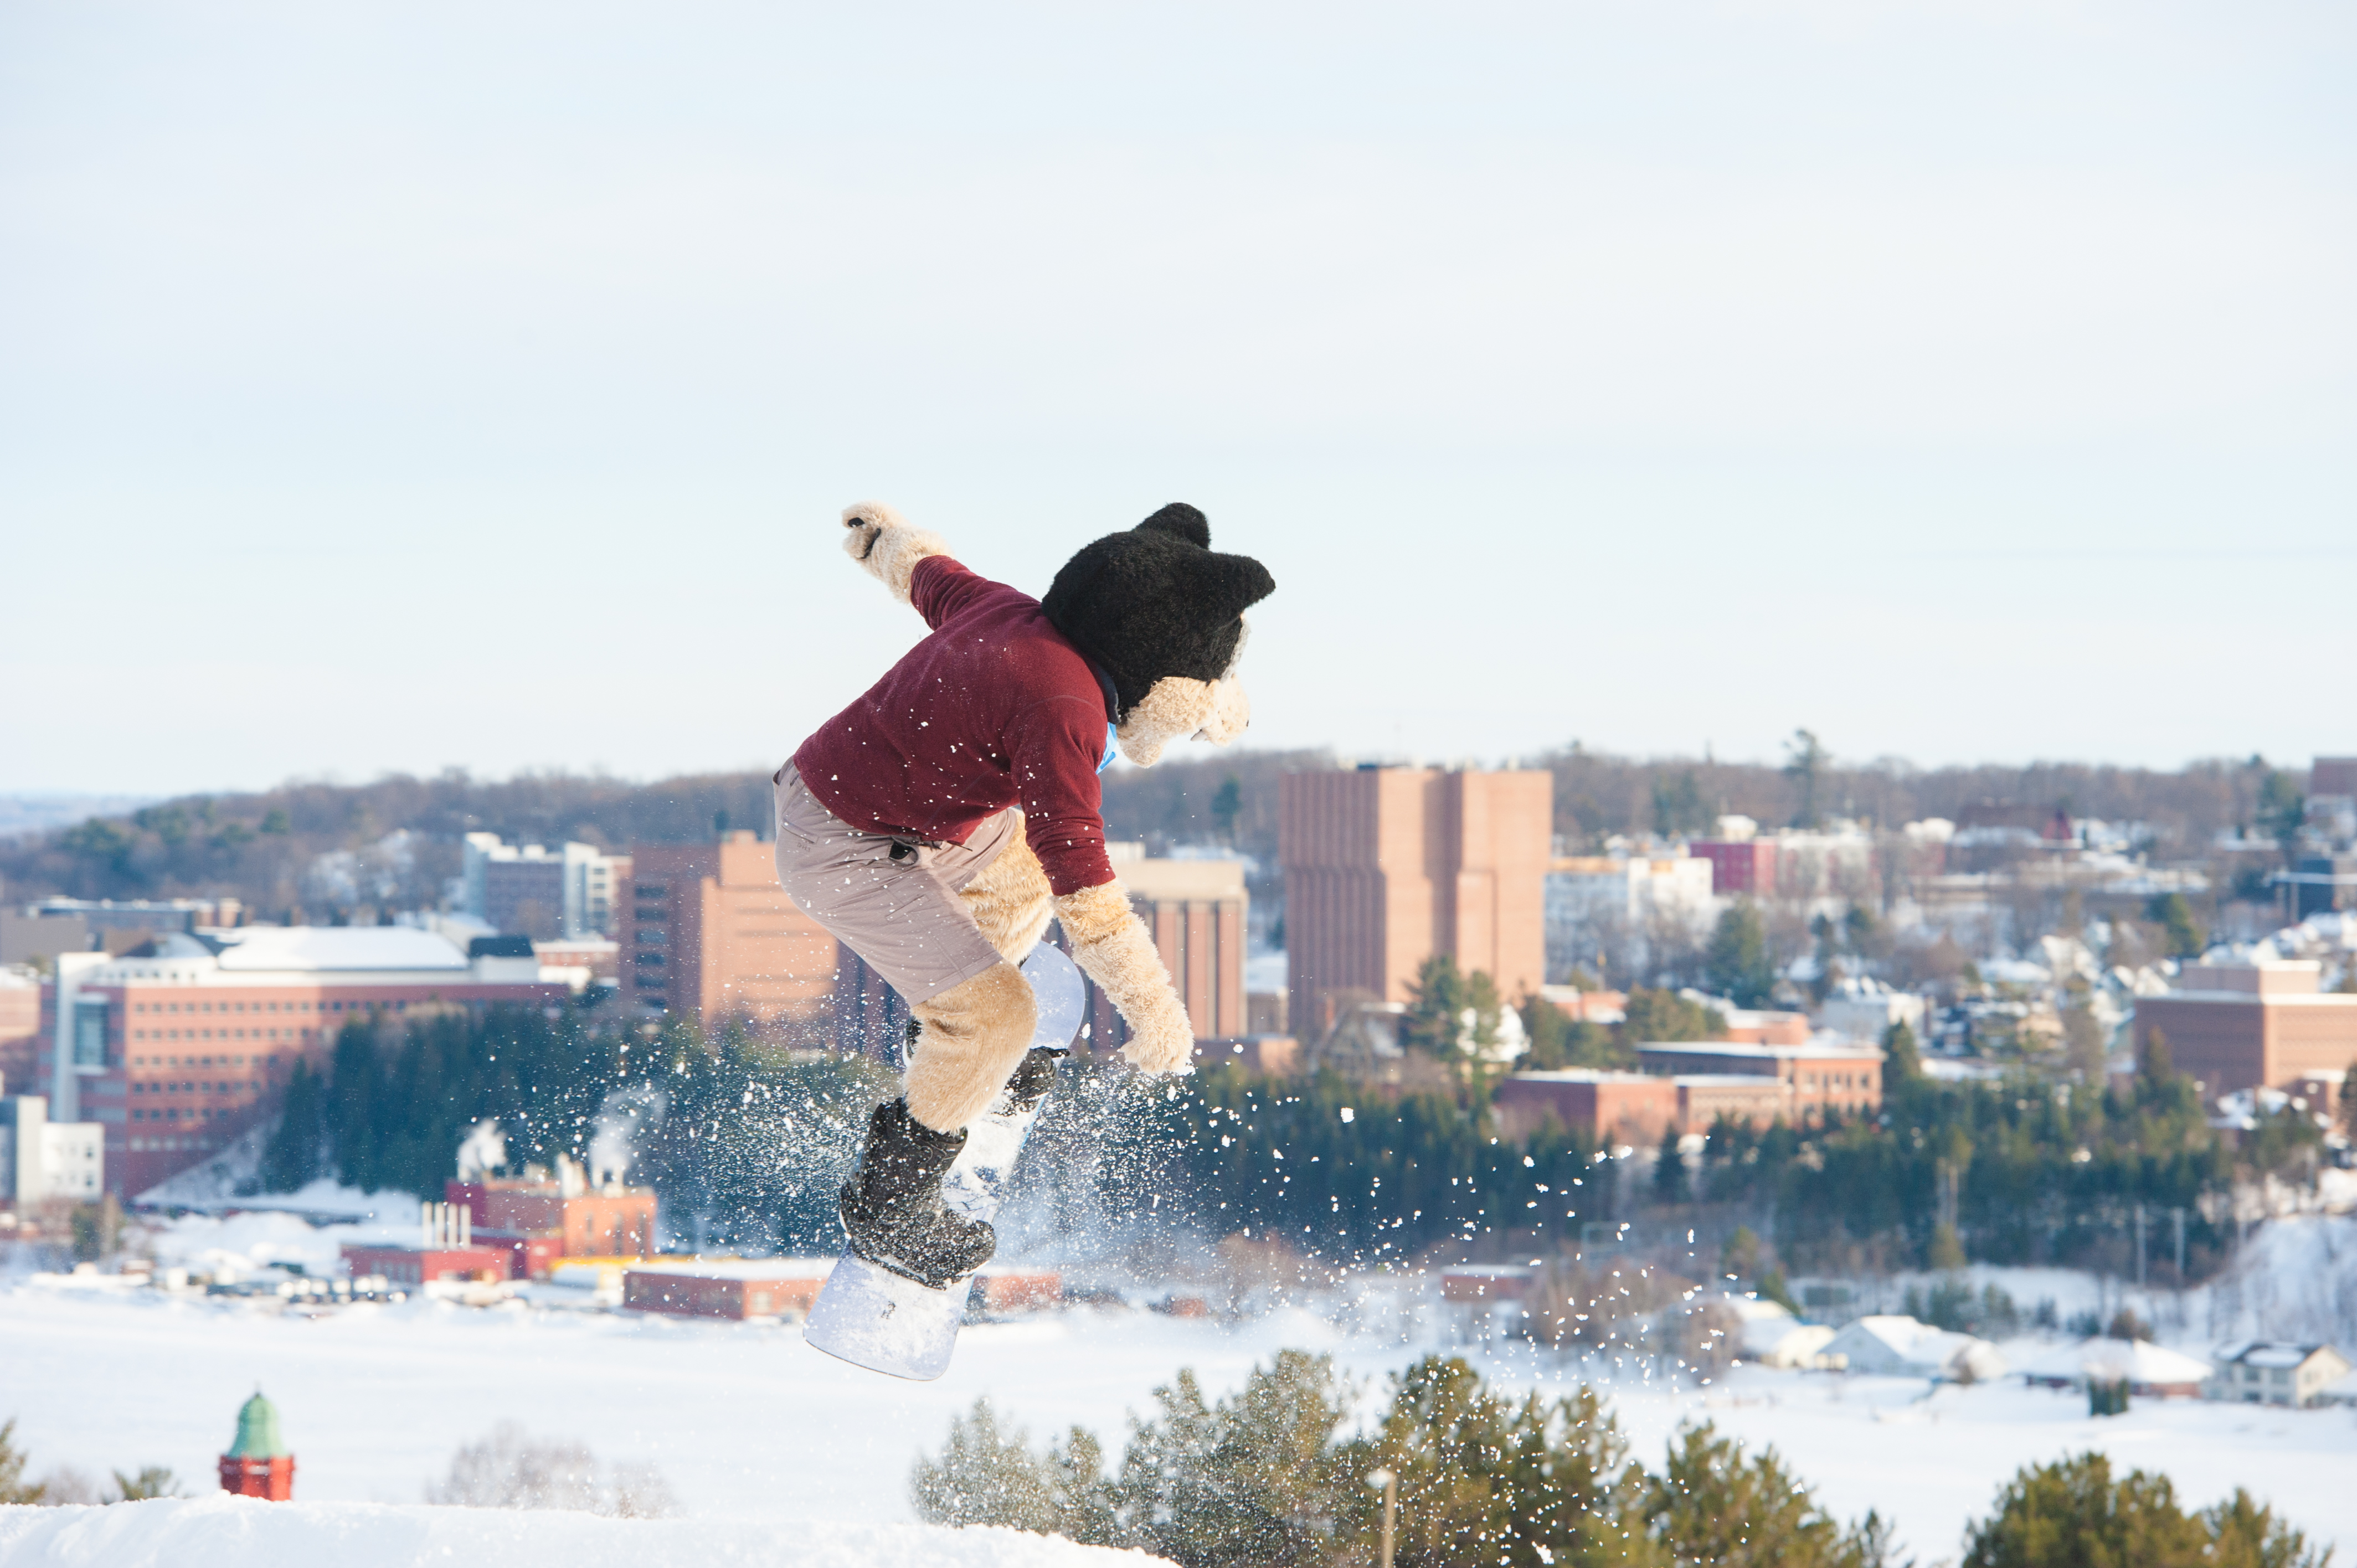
1010 694 1115 896
910 555 1000 631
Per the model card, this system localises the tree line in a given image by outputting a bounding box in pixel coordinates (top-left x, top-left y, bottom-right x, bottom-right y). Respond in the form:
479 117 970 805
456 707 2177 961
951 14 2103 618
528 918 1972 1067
254 1001 2296 1282
910 1350 2324 1567
259 1006 892 1254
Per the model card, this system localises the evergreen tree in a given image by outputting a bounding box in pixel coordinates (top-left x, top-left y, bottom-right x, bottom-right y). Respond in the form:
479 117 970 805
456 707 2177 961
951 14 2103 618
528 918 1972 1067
1623 988 1728 1044
1705 903 1776 1008
0 1419 45 1505
1652 1123 1690 1206
2143 893 2205 961
910 1399 1059 1533
259 1059 327 1192
1960 1453 2278 1568
1880 1020 1921 1084
1210 774 1243 844
1642 1423 1864 1567
1402 954 1469 1058
1651 770 1708 838
1782 730 1828 831
1520 992 1571 1070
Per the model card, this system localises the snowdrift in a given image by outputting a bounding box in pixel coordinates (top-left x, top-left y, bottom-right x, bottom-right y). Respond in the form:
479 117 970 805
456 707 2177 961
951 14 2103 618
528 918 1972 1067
0 1497 1172 1567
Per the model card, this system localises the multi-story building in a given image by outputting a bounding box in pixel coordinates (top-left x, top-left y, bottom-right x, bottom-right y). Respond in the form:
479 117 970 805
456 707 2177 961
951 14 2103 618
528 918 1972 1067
2134 960 2357 1116
460 835 630 940
1687 837 1779 898
35 926 569 1196
616 831 837 1034
1 1094 105 1206
0 967 39 1091
1493 1036 1886 1143
1633 1039 1886 1121
1546 854 1714 929
1281 767 1551 1043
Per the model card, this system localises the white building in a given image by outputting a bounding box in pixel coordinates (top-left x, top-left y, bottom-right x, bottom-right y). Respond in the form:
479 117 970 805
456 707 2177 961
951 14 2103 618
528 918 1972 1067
460 834 630 940
1817 977 1927 1044
2020 1337 2212 1398
1820 1314 2008 1381
0 1095 104 1205
1547 854 1716 930
1728 1296 1839 1368
2211 1342 2354 1408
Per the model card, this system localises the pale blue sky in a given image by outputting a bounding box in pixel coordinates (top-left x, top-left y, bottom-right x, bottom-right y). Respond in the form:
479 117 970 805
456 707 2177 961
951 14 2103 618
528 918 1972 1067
3 2 2351 795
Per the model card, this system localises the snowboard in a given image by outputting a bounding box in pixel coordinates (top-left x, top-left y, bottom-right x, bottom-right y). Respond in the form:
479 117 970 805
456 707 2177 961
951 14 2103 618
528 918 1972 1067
802 942 1086 1380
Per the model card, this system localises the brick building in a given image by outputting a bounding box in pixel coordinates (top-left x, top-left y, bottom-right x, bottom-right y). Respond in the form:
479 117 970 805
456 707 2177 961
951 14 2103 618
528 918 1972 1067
1281 767 1551 1044
449 1172 658 1262
617 831 837 1032
1633 1040 1885 1121
2134 961 2357 1116
1493 1070 1676 1144
1493 1038 1883 1143
36 926 567 1196
1687 839 1778 897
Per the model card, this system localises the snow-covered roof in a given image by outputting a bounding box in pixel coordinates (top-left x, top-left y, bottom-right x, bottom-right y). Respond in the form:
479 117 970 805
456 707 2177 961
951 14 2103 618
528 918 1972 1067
212 927 469 972
2215 1340 2342 1370
2019 1337 2211 1385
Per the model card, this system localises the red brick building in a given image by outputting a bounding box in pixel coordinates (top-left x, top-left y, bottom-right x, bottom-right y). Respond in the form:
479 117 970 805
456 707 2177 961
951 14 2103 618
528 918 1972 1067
37 927 568 1196
1687 839 1779 897
446 1173 658 1267
622 1260 831 1319
1493 1070 1678 1144
1282 767 1551 1044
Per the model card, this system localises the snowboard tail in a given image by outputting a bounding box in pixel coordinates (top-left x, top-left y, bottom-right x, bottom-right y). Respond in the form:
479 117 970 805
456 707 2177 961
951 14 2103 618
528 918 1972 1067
802 944 1083 1380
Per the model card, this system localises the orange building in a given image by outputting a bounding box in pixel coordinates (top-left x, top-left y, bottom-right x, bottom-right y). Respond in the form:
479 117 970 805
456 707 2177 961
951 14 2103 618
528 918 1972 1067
617 831 837 1033
1632 1040 1885 1122
1280 767 1551 1041
2135 961 2357 1116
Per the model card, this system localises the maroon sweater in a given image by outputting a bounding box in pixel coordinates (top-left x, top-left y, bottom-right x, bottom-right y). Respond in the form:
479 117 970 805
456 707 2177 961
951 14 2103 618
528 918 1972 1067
792 555 1116 897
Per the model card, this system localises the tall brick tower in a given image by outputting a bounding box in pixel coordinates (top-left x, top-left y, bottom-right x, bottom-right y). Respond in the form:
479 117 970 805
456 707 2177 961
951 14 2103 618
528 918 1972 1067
218 1389 295 1500
1280 766 1551 1041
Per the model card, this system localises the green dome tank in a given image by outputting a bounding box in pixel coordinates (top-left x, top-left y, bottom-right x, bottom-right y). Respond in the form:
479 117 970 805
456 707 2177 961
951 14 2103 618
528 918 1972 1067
224 1391 289 1459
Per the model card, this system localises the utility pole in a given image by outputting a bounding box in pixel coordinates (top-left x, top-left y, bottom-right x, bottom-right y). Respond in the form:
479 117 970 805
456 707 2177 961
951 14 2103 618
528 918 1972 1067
2173 1207 2186 1279
2134 1204 2146 1289
1366 1469 1397 1568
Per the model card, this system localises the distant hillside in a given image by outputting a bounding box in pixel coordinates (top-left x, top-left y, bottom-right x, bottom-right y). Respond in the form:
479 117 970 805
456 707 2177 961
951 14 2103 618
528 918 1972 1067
0 743 2299 921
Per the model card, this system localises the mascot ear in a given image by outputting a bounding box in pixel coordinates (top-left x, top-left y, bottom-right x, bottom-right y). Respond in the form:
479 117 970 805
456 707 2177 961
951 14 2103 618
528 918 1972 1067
1189 553 1277 622
1135 503 1211 549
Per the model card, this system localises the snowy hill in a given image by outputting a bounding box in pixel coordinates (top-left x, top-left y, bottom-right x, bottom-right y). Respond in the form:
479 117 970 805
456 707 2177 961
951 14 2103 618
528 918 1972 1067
0 1497 1170 1567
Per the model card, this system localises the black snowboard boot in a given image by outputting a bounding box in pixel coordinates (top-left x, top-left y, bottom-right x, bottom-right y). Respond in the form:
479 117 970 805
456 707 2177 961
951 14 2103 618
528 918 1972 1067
839 1097 996 1290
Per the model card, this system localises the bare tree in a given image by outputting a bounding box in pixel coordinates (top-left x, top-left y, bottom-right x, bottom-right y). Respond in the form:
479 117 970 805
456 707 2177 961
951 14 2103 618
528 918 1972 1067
426 1422 676 1517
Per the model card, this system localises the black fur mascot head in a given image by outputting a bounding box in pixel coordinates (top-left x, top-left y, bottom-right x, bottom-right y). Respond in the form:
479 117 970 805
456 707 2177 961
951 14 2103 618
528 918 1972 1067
1042 503 1275 765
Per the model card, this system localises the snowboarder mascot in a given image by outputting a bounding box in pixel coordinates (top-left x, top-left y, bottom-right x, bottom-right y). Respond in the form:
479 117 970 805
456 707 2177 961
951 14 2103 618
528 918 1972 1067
775 501 1275 1290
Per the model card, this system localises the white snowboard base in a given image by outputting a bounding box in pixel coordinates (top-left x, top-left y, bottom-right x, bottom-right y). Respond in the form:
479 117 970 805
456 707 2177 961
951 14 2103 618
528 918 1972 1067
802 945 1082 1381
801 1251 970 1381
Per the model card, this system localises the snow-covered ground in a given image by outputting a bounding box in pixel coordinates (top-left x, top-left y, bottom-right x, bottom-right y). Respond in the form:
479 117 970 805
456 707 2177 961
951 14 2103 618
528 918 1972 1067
0 1497 1165 1567
5 1213 2356 1565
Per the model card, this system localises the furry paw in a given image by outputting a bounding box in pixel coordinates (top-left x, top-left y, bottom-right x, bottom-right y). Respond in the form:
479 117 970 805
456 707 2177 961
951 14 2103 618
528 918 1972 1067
842 513 885 564
838 501 949 606
1119 994 1196 1075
